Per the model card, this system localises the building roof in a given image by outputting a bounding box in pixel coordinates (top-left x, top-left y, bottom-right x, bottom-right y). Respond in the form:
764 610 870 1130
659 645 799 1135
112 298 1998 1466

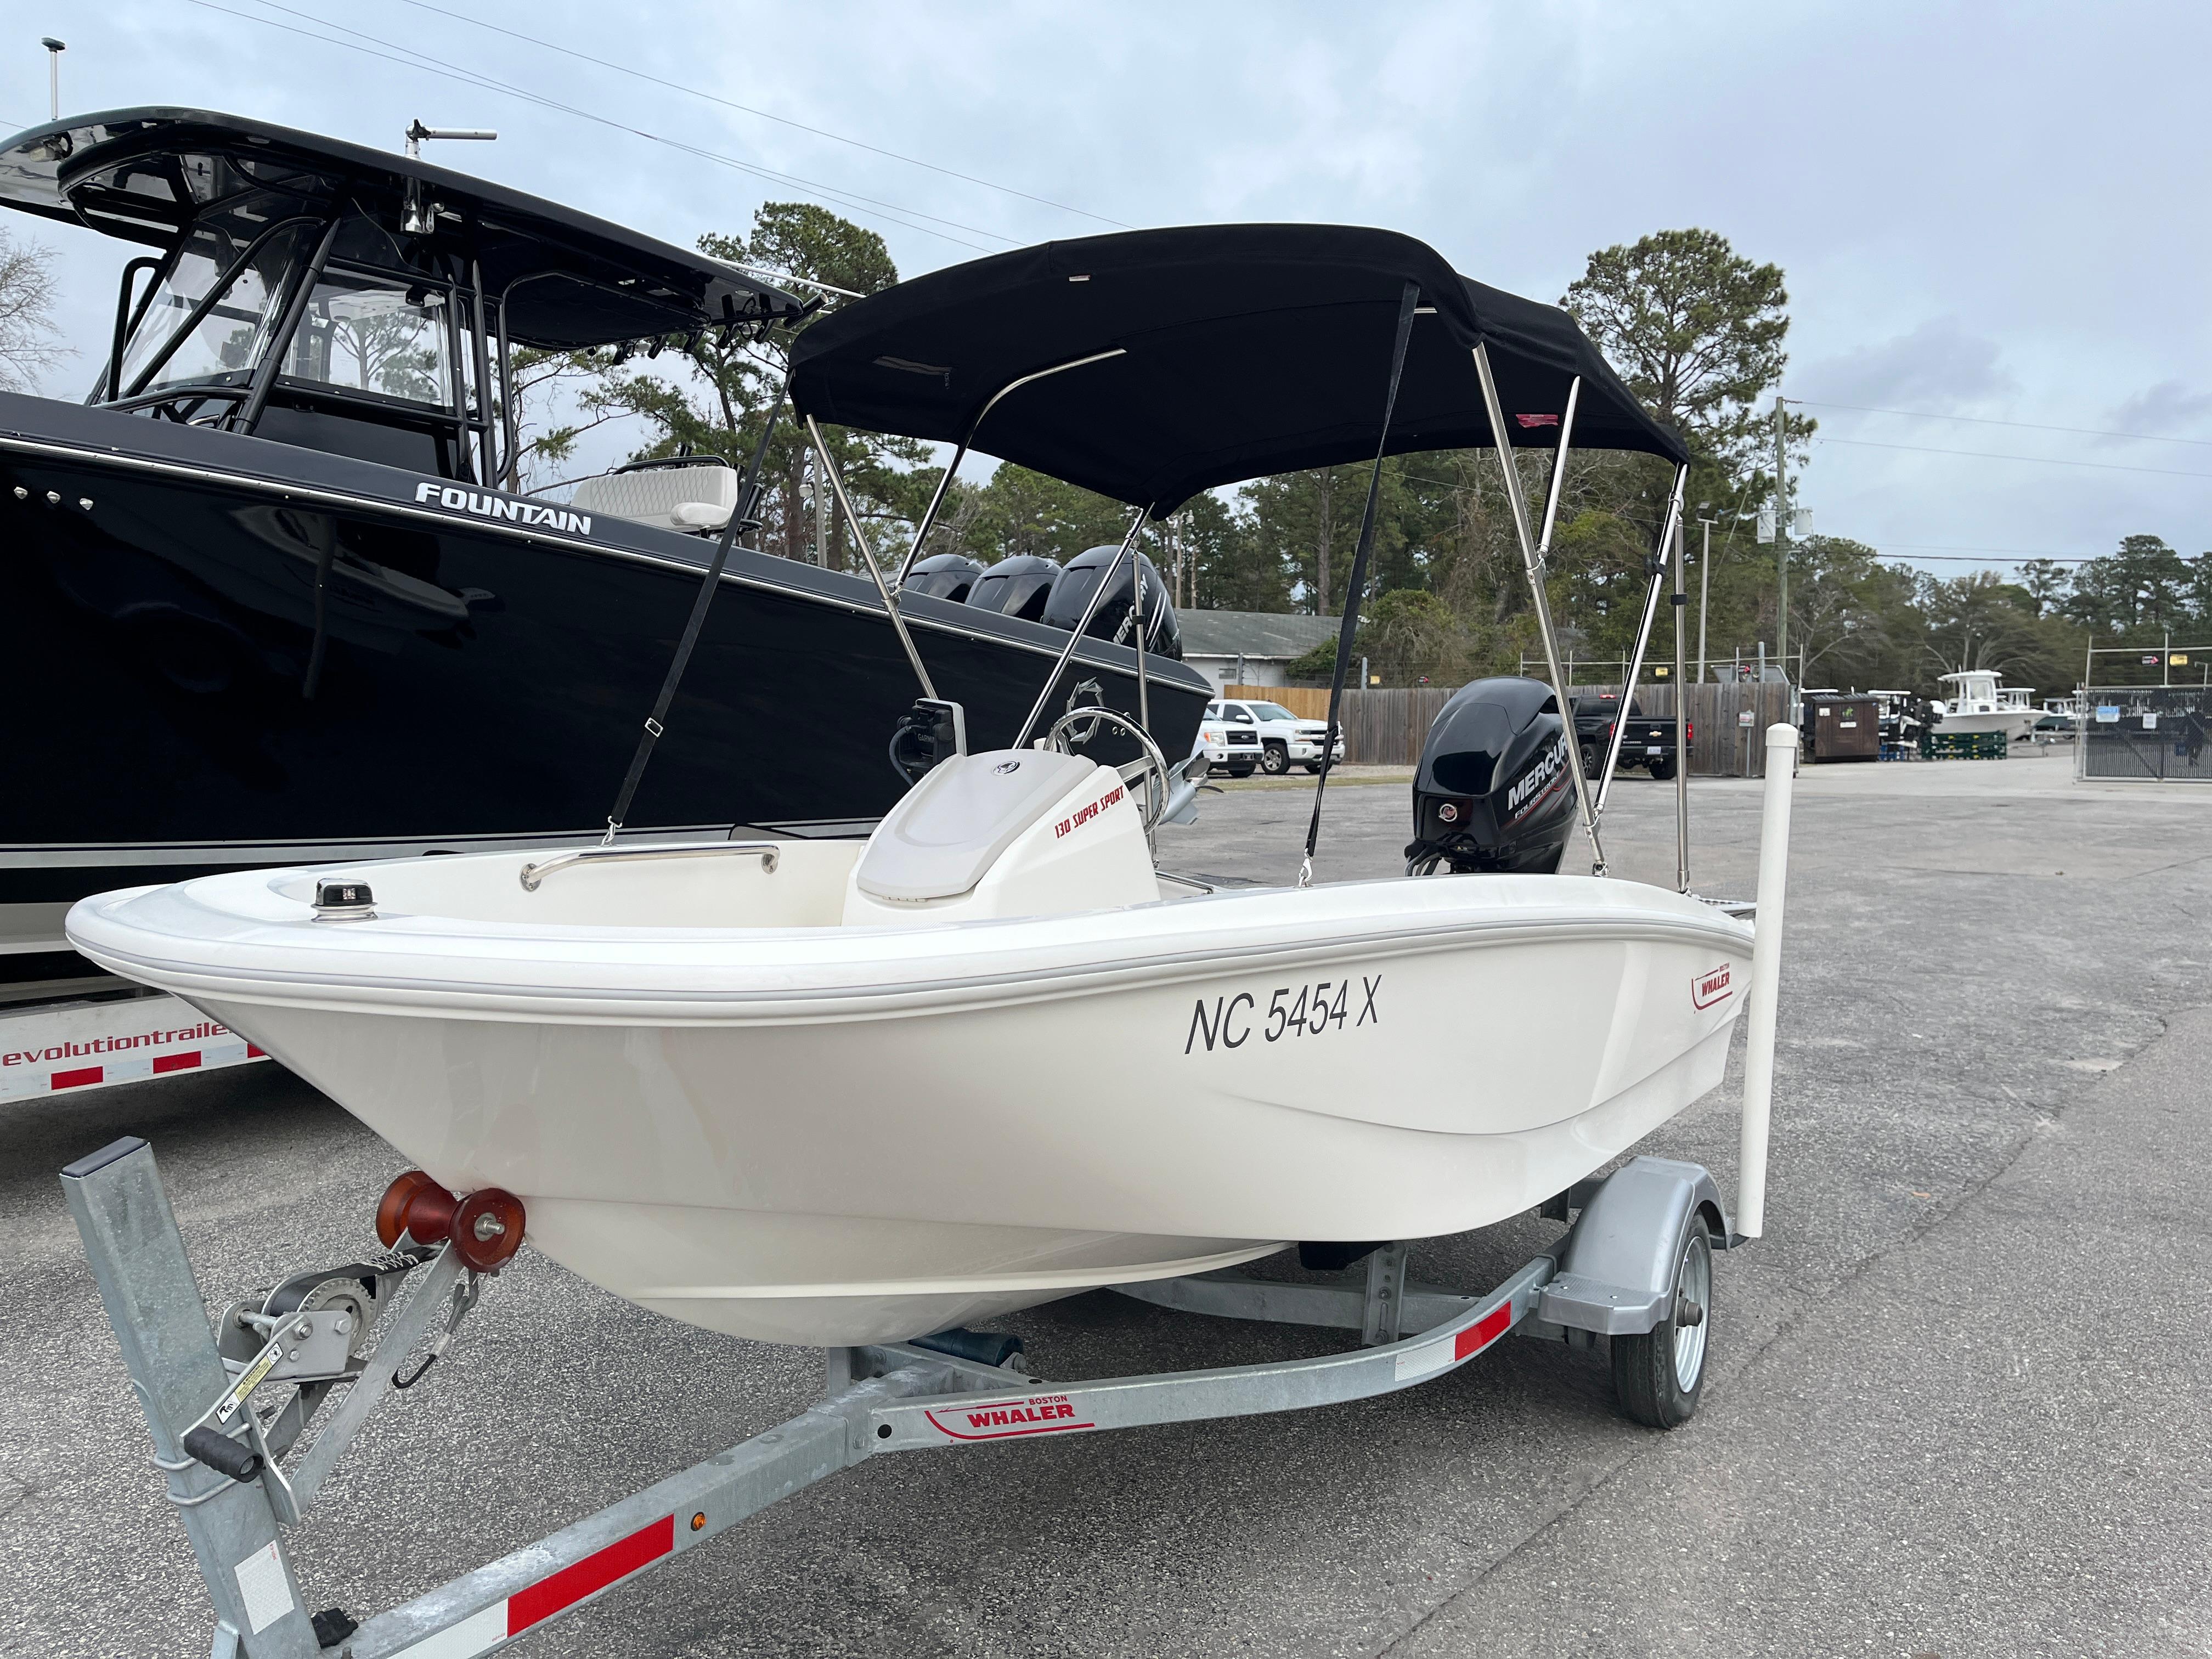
1177 610 1342 661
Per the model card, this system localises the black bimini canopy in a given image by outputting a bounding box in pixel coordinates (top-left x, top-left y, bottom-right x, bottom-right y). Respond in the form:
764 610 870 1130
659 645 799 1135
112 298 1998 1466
0 108 805 349
789 223 1686 516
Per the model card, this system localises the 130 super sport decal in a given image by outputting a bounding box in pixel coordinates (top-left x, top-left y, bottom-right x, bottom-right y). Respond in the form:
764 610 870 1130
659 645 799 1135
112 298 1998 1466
1186 974 1380 1054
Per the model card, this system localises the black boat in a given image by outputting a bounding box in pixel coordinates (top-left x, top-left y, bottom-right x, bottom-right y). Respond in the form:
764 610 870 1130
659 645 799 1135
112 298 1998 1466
0 109 1206 988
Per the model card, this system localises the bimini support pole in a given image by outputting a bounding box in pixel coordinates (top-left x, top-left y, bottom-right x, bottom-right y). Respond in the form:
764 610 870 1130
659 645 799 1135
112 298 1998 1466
891 348 1128 586
1594 464 1690 815
602 374 788 842
1475 352 1605 874
1012 505 1151 751
1673 514 1691 893
806 415 938 700
1736 721 1798 1238
1301 280 1420 889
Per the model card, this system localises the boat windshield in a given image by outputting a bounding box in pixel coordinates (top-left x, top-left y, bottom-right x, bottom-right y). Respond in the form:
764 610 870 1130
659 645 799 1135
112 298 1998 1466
278 270 456 408
116 210 315 399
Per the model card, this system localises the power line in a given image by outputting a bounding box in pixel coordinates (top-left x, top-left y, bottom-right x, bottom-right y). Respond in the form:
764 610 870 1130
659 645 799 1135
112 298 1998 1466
1813 434 2212 481
1792 397 2212 450
390 0 1132 232
242 0 1015 246
188 0 1006 252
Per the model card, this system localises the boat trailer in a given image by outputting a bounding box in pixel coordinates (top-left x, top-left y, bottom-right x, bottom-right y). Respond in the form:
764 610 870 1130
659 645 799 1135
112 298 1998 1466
64 1138 1740 1658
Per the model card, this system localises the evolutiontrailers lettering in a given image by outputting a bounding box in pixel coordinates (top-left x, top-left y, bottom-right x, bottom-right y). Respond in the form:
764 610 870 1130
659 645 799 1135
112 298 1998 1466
414 481 592 535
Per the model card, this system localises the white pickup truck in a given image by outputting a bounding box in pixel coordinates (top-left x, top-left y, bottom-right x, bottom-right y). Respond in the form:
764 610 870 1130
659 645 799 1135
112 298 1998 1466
1206 698 1345 775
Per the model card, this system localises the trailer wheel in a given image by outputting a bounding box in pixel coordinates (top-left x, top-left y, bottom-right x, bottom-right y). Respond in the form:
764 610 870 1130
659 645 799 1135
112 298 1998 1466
1611 1215 1712 1429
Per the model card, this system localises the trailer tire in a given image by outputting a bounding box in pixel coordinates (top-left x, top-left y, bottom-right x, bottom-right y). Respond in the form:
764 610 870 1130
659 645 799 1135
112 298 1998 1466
1610 1214 1712 1429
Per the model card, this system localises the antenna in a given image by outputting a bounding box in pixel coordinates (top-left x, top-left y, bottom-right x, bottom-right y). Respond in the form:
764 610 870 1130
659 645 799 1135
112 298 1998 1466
41 38 65 122
404 120 498 159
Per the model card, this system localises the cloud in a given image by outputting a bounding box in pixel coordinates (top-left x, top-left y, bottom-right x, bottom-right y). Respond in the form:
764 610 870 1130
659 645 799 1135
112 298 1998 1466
2106 380 2212 438
1796 317 2015 410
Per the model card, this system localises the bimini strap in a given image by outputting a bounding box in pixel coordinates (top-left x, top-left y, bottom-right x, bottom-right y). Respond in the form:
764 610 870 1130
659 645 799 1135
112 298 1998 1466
1300 280 1420 888
602 373 788 841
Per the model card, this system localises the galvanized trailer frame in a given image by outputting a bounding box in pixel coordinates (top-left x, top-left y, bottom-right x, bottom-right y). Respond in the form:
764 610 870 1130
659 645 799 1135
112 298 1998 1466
61 1137 1733 1659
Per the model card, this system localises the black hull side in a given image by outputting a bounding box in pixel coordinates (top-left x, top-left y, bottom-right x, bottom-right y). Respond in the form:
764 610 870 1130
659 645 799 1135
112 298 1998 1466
0 396 1207 934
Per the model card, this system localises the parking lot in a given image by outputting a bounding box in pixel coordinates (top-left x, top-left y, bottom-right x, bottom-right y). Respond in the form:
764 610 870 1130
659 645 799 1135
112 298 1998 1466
5 747 2210 1657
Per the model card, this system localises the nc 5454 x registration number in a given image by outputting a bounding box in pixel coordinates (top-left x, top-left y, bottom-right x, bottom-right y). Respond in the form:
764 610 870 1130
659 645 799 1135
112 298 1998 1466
1184 974 1379 1054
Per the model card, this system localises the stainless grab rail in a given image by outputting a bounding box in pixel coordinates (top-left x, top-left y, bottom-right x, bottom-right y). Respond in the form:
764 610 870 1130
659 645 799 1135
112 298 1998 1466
518 841 781 892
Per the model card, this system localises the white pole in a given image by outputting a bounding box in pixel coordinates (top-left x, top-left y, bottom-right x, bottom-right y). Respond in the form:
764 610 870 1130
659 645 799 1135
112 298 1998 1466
1736 720 1797 1239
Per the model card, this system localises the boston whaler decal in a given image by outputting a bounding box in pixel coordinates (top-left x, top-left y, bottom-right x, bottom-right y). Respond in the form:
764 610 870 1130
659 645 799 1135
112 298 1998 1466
922 1393 1094 1440
1692 963 1733 1009
1186 973 1380 1054
415 480 592 535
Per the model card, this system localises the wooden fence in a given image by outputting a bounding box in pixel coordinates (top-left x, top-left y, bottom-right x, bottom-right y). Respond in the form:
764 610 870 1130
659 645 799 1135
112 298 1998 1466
1223 681 1793 774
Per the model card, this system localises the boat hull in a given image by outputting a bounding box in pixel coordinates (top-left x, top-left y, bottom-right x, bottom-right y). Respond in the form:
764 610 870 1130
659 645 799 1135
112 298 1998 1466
1934 709 2039 741
70 859 1753 1346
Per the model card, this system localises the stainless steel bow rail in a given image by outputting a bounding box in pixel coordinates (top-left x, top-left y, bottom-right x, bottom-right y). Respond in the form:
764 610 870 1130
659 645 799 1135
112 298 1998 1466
61 1139 1736 1658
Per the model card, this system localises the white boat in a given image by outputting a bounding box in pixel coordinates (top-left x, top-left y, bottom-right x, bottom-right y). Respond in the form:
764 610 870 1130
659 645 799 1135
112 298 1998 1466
67 225 1770 1348
1933 670 2040 741
69 749 1750 1344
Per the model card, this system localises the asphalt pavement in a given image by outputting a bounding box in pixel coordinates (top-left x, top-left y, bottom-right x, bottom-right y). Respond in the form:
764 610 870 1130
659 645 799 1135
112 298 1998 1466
4 744 2209 1657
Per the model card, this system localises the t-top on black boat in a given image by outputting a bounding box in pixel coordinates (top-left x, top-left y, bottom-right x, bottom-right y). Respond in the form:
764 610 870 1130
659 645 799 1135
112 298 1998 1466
0 108 1207 988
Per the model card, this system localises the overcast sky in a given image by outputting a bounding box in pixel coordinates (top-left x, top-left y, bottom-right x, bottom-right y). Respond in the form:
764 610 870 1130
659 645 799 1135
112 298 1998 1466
5 1 2206 579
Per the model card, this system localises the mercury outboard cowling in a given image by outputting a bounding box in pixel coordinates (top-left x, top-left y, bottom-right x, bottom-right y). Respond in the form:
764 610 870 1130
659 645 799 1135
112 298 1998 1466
1040 545 1182 659
966 554 1062 622
1406 676 1575 874
902 551 985 603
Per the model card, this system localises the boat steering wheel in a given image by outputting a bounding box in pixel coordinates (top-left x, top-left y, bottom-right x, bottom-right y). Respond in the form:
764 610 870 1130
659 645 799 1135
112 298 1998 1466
1045 706 1171 833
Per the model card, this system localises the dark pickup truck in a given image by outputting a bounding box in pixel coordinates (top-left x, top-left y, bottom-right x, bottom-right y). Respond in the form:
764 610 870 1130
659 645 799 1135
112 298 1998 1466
1571 693 1687 781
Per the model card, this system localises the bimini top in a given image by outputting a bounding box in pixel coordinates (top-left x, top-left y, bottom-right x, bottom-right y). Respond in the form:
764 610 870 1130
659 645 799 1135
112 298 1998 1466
0 107 805 349
789 223 1687 515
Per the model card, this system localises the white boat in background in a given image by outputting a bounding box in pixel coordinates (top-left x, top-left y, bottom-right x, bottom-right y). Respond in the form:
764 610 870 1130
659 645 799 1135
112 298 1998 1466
1933 670 2041 741
68 224 1781 1350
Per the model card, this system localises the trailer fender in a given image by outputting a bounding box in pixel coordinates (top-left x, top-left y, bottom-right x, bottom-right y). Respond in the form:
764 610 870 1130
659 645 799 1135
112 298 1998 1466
1537 1156 1728 1336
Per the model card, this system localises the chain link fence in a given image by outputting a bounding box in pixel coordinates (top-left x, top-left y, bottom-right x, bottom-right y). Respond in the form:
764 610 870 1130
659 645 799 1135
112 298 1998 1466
2077 687 2212 782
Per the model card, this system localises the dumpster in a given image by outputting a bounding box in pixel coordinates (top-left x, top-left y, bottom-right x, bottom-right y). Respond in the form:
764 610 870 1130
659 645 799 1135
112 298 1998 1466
1807 695 1880 763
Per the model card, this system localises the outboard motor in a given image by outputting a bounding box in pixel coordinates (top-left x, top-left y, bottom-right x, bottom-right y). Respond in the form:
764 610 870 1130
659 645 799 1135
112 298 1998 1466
1406 677 1576 875
902 551 985 602
1040 545 1182 660
966 554 1062 622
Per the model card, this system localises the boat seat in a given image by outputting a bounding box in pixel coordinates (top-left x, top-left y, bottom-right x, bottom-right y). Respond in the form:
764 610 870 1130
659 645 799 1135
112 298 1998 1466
853 749 1099 903
569 462 737 533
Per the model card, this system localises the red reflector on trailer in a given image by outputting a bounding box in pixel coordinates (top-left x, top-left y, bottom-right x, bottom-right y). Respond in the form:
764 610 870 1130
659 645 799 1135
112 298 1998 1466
507 1514 674 1634
53 1066 103 1090
153 1052 201 1074
1454 1303 1513 1361
246 1045 267 1058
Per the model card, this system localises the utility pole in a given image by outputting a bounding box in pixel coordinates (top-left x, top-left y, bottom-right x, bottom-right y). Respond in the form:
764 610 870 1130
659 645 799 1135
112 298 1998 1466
42 38 65 121
1696 513 1716 682
1773 395 1790 677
